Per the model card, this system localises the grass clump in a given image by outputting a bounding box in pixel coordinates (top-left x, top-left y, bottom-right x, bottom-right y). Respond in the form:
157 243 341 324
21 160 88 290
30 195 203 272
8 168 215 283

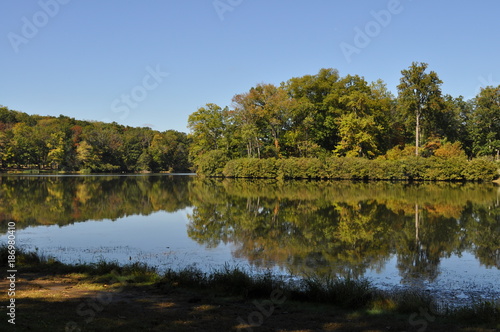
88 260 160 284
388 288 437 314
159 264 285 299
0 245 78 273
161 265 208 289
209 265 285 298
446 300 500 325
298 275 373 309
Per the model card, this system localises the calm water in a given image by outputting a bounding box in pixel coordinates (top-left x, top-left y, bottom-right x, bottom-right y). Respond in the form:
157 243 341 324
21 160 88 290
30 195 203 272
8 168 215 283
1 174 499 305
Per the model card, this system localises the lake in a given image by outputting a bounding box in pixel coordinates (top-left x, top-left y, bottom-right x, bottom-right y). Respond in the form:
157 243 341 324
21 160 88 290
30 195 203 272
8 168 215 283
1 174 499 306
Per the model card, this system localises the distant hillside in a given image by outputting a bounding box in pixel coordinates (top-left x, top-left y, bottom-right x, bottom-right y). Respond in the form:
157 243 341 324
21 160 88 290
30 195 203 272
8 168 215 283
0 106 191 172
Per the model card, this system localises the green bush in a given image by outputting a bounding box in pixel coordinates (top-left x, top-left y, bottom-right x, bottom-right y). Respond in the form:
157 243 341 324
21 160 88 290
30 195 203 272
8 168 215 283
277 158 317 179
223 158 277 178
461 157 498 182
324 157 349 179
218 156 497 181
423 157 466 181
195 149 229 176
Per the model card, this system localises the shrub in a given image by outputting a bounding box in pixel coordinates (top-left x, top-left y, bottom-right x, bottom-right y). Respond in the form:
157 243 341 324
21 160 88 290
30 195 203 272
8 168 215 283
461 157 498 182
434 142 467 159
399 156 430 181
195 149 229 176
217 155 497 181
423 157 466 181
223 158 277 178
384 146 419 160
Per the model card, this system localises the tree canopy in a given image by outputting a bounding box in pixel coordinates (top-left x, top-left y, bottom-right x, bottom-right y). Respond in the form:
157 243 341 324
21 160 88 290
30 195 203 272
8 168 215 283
0 107 190 172
187 64 500 175
2 63 499 176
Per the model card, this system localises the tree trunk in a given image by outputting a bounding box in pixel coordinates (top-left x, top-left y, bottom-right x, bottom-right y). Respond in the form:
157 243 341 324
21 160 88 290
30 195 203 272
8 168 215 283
256 138 261 159
415 109 420 156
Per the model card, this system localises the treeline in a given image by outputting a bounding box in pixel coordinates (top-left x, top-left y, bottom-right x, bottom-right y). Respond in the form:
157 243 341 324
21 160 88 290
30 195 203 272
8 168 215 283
188 63 500 180
0 107 190 172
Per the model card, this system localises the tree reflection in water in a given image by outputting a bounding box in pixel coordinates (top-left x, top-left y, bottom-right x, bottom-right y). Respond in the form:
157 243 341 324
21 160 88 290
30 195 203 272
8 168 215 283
187 178 500 283
1 175 498 283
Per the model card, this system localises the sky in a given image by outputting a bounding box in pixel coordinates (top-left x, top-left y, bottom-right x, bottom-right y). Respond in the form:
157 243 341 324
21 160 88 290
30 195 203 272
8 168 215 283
1 0 499 133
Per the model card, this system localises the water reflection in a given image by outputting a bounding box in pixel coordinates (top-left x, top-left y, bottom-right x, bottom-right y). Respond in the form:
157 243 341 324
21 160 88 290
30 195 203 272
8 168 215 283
186 178 500 283
1 175 499 284
0 175 191 228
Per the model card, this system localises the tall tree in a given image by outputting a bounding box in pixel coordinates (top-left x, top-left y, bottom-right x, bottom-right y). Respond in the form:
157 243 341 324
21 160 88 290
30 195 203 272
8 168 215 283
441 95 473 156
187 103 232 165
470 85 500 159
285 68 341 152
334 112 382 157
232 84 295 158
397 62 444 155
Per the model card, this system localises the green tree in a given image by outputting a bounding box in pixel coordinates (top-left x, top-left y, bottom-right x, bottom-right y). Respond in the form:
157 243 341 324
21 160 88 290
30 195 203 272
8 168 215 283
0 106 20 125
81 123 124 171
120 127 154 171
76 140 99 170
232 84 296 158
332 78 391 158
470 85 500 159
150 130 191 172
11 122 40 167
334 112 382 157
188 103 232 166
0 129 14 168
397 62 444 156
47 132 67 169
285 68 341 152
441 95 474 156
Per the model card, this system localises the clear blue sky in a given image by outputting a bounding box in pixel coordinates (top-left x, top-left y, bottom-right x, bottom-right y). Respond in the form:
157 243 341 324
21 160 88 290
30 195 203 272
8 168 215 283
1 0 499 133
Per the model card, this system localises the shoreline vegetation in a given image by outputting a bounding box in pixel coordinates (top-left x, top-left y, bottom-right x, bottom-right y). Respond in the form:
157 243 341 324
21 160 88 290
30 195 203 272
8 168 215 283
206 155 499 182
188 64 500 183
1 154 498 183
2 63 500 182
1 247 499 331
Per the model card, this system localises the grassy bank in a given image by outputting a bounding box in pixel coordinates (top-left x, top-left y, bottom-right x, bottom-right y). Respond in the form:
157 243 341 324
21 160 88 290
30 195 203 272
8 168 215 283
1 247 499 331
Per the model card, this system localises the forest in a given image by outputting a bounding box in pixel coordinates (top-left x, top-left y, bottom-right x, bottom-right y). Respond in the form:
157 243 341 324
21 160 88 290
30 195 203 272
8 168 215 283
0 107 190 172
188 62 500 180
1 62 499 179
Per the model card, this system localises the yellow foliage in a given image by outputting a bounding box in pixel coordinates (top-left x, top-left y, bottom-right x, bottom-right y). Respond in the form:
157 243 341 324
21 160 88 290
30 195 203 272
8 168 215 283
384 146 418 160
433 142 466 159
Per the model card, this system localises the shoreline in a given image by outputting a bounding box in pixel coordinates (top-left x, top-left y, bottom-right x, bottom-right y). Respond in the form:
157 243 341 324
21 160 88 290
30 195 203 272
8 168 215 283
1 170 499 183
9 244 500 309
1 247 499 331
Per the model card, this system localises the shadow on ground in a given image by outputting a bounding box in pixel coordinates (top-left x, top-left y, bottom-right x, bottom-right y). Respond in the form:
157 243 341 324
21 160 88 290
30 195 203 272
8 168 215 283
2 272 495 332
